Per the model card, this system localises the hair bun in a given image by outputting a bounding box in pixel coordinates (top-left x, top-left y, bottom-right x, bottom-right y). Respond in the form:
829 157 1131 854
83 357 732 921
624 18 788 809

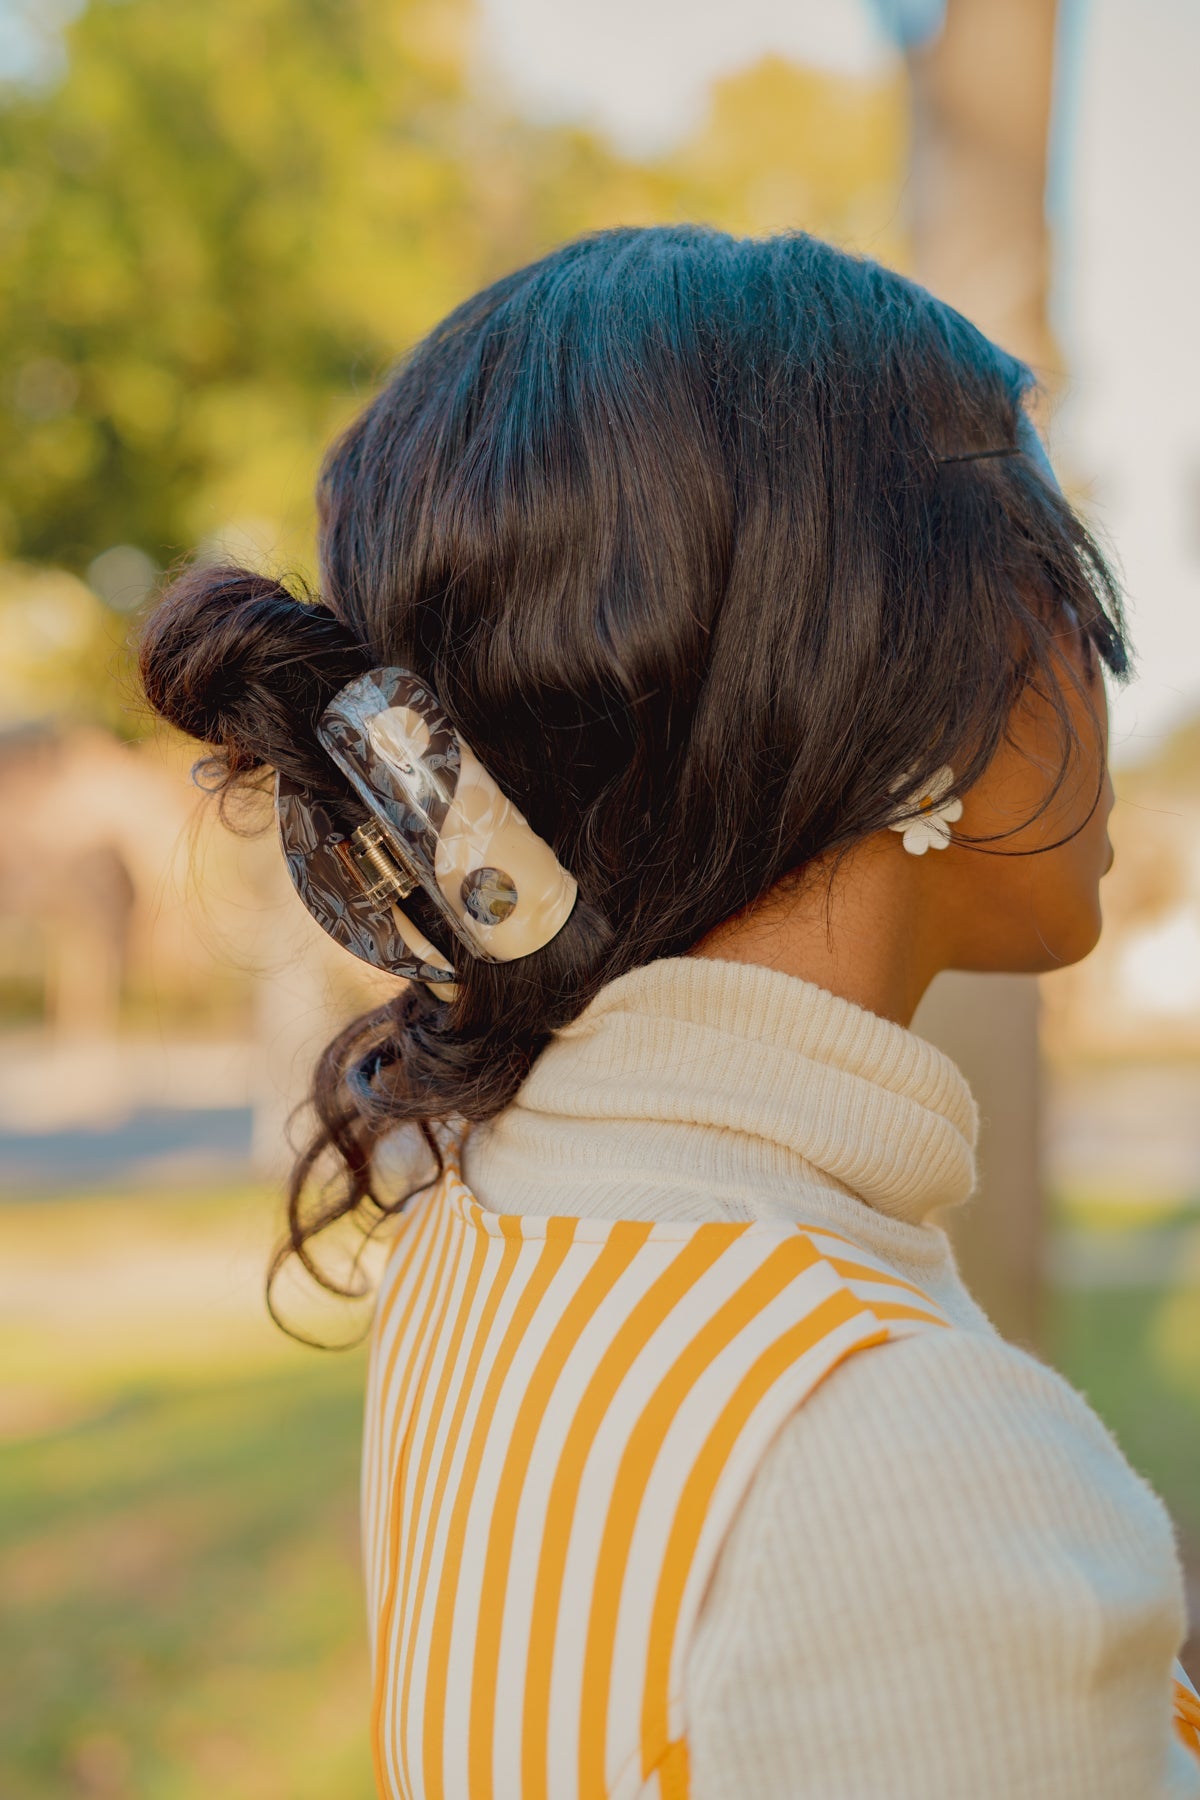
138 563 367 791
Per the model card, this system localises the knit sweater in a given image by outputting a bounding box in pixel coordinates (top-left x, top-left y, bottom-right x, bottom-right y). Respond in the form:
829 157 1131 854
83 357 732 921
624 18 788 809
458 954 1200 1799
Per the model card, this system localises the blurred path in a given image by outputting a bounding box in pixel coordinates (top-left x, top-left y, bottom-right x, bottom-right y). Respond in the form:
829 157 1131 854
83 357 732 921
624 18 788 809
0 1033 256 1194
0 1105 254 1194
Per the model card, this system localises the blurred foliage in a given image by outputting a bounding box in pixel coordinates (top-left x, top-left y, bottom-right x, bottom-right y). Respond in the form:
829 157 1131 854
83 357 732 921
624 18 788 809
0 0 904 727
664 53 905 246
1051 1278 1200 1554
0 561 136 732
0 0 484 573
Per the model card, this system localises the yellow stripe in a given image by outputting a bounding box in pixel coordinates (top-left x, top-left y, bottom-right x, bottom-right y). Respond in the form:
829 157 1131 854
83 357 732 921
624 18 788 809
367 1195 440 1548
392 1221 492 1795
422 1220 579 1798
825 1254 947 1311
577 1235 819 1800
1174 1678 1200 1760
398 1225 525 1792
796 1222 880 1252
640 1287 885 1777
520 1226 739 1800
866 1299 949 1327
364 1195 444 1565
379 1220 480 1796
363 1192 446 1604
467 1225 655 1800
370 1197 456 1794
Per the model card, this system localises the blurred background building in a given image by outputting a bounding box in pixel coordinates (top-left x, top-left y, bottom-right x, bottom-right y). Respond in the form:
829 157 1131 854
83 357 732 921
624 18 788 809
2 1 1198 1794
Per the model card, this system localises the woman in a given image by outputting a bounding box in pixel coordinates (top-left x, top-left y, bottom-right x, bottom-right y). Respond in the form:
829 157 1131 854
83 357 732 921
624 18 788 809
140 226 1200 1798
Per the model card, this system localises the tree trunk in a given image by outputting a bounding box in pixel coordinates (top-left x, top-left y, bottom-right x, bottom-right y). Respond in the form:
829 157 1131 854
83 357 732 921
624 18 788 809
907 0 1059 1347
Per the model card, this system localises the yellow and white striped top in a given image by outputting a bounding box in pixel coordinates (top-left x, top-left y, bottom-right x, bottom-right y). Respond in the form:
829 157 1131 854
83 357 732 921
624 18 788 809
361 1129 950 1799
361 1131 1200 1799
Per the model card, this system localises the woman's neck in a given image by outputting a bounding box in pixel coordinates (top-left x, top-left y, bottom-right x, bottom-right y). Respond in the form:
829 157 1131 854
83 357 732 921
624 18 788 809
687 835 939 1028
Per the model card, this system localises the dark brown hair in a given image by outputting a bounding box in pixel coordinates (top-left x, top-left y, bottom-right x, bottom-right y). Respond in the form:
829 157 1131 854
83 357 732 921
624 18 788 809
138 225 1127 1331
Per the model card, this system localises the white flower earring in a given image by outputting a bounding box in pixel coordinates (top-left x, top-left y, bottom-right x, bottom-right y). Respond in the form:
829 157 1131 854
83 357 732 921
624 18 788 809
887 765 963 855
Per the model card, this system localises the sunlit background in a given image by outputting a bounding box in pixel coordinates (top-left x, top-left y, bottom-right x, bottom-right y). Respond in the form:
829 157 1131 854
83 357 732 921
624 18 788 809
2 0 1199 1794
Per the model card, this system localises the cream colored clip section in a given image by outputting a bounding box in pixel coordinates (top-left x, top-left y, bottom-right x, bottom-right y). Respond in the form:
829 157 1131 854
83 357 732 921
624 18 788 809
363 702 578 962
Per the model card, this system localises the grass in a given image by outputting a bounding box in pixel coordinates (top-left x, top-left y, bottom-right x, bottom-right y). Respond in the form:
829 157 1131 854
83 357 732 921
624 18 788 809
2 1361 374 1800
1 1185 377 1800
2 1183 1198 1795
1049 1278 1200 1551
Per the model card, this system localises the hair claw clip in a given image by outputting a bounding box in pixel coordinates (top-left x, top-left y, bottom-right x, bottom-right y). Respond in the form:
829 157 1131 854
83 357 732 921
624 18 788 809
276 667 578 1000
276 773 461 1000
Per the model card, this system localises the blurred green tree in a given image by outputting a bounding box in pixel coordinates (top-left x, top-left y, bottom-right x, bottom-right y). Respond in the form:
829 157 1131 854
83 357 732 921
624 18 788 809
0 0 497 573
0 0 904 711
662 56 906 252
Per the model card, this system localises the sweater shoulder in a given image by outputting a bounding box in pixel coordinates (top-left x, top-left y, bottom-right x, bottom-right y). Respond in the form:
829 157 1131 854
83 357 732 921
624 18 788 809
686 1325 1192 1799
721 1322 1182 1575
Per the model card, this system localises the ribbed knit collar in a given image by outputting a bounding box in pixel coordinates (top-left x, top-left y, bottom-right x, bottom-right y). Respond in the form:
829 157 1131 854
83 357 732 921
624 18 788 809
483 955 978 1227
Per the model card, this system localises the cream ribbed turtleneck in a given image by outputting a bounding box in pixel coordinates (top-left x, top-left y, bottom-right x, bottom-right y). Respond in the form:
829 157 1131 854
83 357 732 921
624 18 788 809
471 952 976 1214
459 956 1198 1800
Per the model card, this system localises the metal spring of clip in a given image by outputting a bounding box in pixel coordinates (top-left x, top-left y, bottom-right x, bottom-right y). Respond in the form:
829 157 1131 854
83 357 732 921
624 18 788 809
335 820 420 909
